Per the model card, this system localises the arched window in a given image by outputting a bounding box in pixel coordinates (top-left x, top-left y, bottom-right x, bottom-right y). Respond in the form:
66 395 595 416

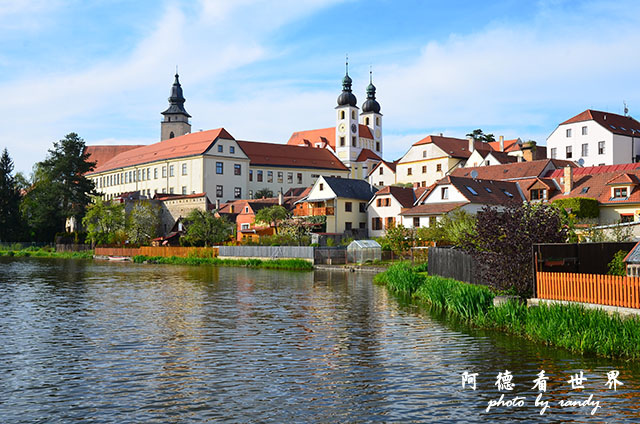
351 110 356 119
169 132 175 139
365 117 370 125
340 110 345 119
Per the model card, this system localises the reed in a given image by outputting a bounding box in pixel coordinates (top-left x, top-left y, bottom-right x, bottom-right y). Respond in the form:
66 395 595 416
373 262 425 294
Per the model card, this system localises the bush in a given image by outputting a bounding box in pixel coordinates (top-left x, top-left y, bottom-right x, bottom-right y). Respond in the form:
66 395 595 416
552 197 599 219
608 250 628 276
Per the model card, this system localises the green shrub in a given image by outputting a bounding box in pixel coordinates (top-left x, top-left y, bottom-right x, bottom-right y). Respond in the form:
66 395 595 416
551 197 599 219
608 250 628 276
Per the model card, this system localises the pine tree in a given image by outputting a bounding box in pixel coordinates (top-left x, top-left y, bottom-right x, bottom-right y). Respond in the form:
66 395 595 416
0 148 22 241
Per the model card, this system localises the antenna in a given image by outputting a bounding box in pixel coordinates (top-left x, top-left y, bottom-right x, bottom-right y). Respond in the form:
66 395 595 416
577 158 585 167
470 170 479 180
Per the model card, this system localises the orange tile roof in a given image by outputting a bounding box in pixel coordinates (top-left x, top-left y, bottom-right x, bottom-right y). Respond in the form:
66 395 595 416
606 173 640 186
560 109 640 137
84 145 145 171
412 135 492 159
452 159 577 181
356 148 382 162
236 140 349 171
89 128 234 174
488 139 521 152
287 124 374 150
549 168 640 204
544 163 640 178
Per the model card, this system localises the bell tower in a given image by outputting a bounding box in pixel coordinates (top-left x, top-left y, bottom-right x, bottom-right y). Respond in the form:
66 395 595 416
360 69 382 156
161 71 191 141
335 58 359 168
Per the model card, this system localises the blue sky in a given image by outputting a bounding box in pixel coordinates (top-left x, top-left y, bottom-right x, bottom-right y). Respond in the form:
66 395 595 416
2 0 640 173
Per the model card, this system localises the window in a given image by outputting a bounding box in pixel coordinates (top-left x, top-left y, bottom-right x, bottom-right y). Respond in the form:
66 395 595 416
169 165 174 177
216 185 223 197
385 217 394 228
249 170 253 182
257 170 263 182
465 186 478 195
359 222 365 229
379 167 384 175
550 148 557 159
234 187 242 199
182 164 187 175
297 173 303 185
319 183 324 191
372 217 382 230
621 214 634 223
162 188 166 194
169 131 174 139
351 110 355 119
234 164 241 175
359 202 366 213
154 168 158 179
169 187 174 194
423 150 427 158
218 144 223 153
436 164 442 172
182 186 187 195
287 172 293 184
530 189 546 200
613 187 628 198
566 128 572 137
249 190 253 199
582 126 588 135
146 168 150 180
422 165 427 174
162 166 167 178
407 167 412 176
340 136 345 147
441 187 449 199
241 223 250 230
566 146 572 159
598 141 605 155
581 187 590 194
345 222 352 230
352 136 356 147
413 217 420 228
429 216 437 228
267 171 273 183
340 110 345 119
230 146 235 154
277 171 283 183
216 162 223 174
501 189 514 198
581 143 588 157
345 202 352 212
376 117 380 126
376 142 380 151
365 117 370 125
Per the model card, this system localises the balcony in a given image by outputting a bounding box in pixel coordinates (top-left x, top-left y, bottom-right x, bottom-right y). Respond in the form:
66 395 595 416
293 207 334 217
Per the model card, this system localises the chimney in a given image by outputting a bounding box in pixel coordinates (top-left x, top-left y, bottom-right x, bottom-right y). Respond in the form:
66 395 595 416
499 135 504 152
564 166 573 194
467 136 475 153
229 204 234 214
215 199 220 210
439 132 443 137
278 191 283 206
517 155 523 162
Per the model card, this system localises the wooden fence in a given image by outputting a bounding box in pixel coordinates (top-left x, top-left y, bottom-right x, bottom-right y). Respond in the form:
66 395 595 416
537 271 640 309
95 246 218 258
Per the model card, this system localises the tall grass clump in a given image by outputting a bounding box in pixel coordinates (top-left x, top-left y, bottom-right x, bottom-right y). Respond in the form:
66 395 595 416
415 276 494 319
374 262 425 294
132 255 313 271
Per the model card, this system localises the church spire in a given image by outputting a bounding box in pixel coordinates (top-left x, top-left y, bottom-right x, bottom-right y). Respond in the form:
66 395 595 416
362 68 380 113
162 71 191 118
337 55 357 107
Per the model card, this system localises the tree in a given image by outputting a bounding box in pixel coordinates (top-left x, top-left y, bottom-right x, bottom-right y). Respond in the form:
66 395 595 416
418 208 476 246
22 133 96 241
254 205 289 235
381 223 415 258
254 188 273 199
466 129 496 143
468 203 568 295
127 201 161 245
181 209 232 246
0 148 22 241
82 198 126 246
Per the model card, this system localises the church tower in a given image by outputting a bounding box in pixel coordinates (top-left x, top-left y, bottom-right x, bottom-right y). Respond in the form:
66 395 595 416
335 60 359 166
361 70 382 156
161 72 191 141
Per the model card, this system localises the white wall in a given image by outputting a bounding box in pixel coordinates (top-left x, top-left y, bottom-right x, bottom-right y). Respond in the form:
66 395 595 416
368 163 396 187
367 194 405 238
247 166 348 197
547 121 614 166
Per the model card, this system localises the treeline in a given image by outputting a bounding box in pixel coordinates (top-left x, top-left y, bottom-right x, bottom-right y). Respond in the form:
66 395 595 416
0 133 96 242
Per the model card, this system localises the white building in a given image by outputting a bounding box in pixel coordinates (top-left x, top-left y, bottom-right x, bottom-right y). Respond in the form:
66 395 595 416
547 109 640 167
368 160 398 187
367 186 418 238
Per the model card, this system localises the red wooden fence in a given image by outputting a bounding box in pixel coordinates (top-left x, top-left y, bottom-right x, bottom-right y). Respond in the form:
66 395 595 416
537 271 640 309
95 246 218 258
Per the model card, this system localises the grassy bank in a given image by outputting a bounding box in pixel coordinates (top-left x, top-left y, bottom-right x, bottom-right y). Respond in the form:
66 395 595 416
374 262 640 359
0 246 93 259
132 255 314 271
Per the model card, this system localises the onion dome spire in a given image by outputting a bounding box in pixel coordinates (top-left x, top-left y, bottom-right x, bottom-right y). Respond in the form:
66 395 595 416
337 55 357 107
361 68 381 114
161 70 191 118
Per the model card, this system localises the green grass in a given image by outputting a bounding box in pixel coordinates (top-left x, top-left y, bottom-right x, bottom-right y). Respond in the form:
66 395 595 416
375 265 640 359
0 247 93 259
132 255 314 271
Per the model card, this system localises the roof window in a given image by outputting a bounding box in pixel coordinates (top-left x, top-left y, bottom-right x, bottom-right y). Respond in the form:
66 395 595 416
610 125 617 130
466 186 478 195
485 187 492 193
581 187 590 194
501 189 513 198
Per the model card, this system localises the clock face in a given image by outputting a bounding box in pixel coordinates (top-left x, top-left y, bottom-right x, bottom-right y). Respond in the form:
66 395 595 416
351 123 357 133
338 123 346 135
375 129 381 138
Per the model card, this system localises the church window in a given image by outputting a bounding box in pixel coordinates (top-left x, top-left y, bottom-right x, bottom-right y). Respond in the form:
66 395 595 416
340 111 345 119
169 132 174 139
182 163 187 175
340 136 345 147
365 117 370 125
352 136 356 147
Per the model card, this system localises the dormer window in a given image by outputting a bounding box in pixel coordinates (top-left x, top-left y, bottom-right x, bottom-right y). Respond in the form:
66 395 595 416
530 189 547 200
613 187 628 198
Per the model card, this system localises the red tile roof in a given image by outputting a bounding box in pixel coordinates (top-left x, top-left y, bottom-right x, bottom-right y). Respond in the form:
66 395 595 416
89 128 234 174
560 109 640 137
439 175 524 204
549 168 640 204
544 163 640 178
400 202 468 216
606 173 640 186
356 148 382 162
84 145 145 171
478 149 518 164
488 138 521 152
368 159 398 177
155 192 208 201
411 135 493 159
236 140 349 171
372 186 416 208
287 124 374 150
452 159 577 181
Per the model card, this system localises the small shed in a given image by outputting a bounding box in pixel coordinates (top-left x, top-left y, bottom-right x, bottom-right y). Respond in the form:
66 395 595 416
347 240 381 263
624 241 640 277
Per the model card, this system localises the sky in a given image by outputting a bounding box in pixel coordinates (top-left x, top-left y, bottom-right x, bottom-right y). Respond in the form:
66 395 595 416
1 0 640 174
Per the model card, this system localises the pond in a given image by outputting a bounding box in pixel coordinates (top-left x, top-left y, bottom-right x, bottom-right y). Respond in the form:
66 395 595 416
1 257 639 423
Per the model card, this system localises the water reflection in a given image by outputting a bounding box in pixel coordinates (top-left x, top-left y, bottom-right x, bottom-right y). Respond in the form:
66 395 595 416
0 257 638 423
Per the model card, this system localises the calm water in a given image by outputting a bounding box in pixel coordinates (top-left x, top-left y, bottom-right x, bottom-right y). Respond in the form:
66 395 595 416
1 257 640 423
